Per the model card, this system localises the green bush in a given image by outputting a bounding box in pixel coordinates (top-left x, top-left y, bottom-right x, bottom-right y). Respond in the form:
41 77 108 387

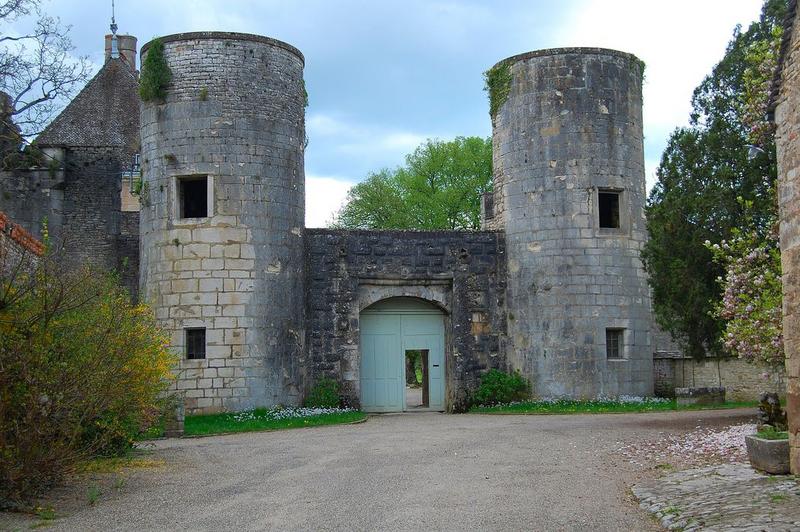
139 38 171 102
473 369 531 406
304 378 340 408
0 251 176 507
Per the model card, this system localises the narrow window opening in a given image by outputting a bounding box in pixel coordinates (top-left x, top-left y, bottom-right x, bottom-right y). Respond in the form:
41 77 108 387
606 328 624 360
179 177 208 218
405 349 429 409
598 190 620 228
186 328 206 360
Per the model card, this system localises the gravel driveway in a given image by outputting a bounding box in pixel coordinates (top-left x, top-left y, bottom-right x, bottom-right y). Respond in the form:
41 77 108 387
2 409 754 531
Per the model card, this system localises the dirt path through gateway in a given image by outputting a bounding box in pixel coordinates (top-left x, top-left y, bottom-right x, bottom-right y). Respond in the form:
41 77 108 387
1 409 755 531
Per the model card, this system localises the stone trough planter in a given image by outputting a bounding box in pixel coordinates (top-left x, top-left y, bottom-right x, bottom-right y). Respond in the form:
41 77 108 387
674 386 725 406
745 434 790 474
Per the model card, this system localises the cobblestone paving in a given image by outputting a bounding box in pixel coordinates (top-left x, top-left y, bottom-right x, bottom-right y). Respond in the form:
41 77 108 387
633 463 800 531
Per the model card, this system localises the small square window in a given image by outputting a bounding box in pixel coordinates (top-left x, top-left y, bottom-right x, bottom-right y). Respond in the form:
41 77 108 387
606 328 624 359
186 328 206 360
598 190 620 229
178 176 208 219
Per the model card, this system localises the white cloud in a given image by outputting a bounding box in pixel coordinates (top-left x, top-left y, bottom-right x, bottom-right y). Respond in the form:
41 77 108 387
306 114 360 137
306 112 434 178
563 0 761 129
645 158 661 192
305 174 356 228
379 132 427 152
562 0 763 191
308 112 430 156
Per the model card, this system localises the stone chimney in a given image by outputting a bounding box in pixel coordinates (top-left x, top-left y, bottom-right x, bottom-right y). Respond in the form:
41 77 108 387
105 34 137 71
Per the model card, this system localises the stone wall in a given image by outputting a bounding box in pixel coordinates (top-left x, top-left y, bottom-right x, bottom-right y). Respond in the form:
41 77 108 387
776 0 800 474
305 229 507 412
139 32 306 414
117 210 139 296
0 168 64 243
60 147 126 271
653 354 785 402
0 146 140 298
488 48 652 398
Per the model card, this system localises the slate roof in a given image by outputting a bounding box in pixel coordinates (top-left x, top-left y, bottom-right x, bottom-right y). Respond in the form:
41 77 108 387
36 58 139 149
767 0 797 119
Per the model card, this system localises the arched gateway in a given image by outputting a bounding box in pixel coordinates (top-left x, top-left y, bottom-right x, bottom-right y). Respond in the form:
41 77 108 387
359 297 445 412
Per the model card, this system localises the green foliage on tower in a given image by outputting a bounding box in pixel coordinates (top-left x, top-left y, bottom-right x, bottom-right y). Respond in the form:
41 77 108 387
483 62 512 120
139 38 171 102
641 0 786 359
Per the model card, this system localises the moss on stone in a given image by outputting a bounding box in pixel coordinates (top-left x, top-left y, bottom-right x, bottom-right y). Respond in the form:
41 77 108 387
484 62 512 120
633 57 646 83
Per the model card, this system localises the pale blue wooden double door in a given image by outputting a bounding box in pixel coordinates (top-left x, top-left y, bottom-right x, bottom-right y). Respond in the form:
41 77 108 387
359 298 445 412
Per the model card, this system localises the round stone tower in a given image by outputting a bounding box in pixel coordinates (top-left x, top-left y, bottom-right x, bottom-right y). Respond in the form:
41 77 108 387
488 47 652 398
139 32 306 414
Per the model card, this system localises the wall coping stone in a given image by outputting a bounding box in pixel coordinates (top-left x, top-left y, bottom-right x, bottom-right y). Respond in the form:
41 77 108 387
141 32 304 65
305 228 504 238
492 47 642 70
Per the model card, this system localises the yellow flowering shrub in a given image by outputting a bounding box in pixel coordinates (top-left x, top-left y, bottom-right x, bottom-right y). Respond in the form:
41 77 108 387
0 254 176 507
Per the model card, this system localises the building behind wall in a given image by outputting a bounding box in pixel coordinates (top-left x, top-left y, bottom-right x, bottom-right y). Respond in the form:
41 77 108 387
0 33 141 297
0 211 44 275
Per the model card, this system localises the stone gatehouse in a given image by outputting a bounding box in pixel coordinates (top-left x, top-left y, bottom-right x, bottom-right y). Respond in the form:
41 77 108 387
1 30 656 414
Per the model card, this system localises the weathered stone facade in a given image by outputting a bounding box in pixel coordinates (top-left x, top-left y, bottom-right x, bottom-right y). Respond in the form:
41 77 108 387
486 48 653 398
3 31 682 414
139 33 306 413
774 0 800 475
305 229 507 411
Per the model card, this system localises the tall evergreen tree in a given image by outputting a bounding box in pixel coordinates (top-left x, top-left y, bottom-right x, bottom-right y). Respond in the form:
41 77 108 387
642 0 786 358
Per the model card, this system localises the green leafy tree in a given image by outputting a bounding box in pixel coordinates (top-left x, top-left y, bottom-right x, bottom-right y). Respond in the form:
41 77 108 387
332 136 492 230
641 0 785 359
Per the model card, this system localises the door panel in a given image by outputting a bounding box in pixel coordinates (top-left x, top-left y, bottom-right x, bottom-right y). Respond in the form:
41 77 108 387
401 313 444 410
360 314 403 412
360 302 445 412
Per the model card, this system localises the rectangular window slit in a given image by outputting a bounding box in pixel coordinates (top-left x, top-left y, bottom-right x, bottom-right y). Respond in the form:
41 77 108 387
606 328 623 359
186 328 206 360
178 176 208 218
598 190 620 228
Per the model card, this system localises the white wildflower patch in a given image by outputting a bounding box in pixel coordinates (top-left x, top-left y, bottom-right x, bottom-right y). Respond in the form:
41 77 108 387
617 423 756 468
485 396 671 408
230 406 355 423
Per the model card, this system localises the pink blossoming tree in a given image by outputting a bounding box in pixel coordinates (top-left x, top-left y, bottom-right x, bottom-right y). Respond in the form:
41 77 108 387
707 209 783 367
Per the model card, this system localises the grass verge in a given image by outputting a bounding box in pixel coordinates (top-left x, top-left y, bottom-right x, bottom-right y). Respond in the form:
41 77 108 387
756 428 789 440
184 408 367 436
470 398 758 414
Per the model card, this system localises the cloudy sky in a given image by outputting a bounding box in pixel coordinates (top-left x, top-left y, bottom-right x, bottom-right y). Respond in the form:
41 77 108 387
13 0 764 226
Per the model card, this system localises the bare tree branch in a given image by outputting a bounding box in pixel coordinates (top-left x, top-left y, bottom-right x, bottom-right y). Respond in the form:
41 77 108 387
0 1 91 136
